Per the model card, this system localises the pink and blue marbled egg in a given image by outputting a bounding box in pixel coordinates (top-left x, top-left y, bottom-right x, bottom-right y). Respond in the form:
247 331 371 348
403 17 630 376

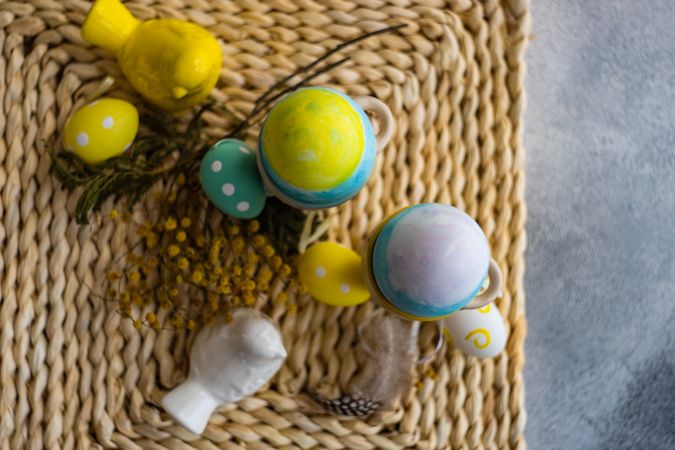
365 204 491 321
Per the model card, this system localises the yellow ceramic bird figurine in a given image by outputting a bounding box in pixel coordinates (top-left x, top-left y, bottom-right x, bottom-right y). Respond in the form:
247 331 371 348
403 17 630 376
81 0 222 112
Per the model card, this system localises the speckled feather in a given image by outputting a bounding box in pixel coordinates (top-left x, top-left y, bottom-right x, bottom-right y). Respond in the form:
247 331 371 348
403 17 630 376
312 312 418 416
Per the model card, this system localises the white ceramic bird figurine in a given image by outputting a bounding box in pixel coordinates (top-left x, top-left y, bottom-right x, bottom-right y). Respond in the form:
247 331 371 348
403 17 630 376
162 309 286 434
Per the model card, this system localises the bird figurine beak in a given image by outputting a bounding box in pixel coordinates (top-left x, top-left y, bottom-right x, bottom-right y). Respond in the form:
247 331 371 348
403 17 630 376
273 346 288 359
171 48 211 99
172 86 189 99
241 318 287 360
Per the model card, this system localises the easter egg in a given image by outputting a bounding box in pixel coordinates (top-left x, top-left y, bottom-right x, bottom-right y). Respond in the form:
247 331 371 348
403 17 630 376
364 203 492 321
298 242 370 307
444 303 506 358
64 98 139 164
199 139 267 219
258 87 377 209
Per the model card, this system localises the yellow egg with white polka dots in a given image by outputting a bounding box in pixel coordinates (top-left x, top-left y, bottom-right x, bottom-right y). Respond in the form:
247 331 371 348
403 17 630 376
64 98 139 164
298 242 370 307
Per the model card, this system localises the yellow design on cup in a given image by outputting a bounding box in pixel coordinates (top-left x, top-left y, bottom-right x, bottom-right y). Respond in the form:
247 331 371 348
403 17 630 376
478 304 491 313
261 89 364 190
465 328 491 349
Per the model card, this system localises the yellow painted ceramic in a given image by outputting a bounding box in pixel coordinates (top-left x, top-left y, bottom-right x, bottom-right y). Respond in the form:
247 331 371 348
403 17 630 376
258 87 394 209
82 0 222 112
261 88 365 191
298 242 370 307
64 98 138 164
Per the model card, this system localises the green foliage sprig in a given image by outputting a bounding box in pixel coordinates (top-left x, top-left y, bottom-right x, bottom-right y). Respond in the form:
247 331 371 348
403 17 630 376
49 105 210 223
49 23 405 228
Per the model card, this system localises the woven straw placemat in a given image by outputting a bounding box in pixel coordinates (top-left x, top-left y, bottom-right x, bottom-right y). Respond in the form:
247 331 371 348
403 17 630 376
0 0 530 448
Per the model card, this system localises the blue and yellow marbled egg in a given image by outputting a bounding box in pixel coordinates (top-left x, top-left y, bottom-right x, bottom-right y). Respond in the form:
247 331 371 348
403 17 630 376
199 139 267 219
257 87 377 209
364 204 491 321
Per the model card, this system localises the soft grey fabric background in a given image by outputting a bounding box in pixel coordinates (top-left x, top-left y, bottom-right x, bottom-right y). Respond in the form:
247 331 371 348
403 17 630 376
524 1 675 449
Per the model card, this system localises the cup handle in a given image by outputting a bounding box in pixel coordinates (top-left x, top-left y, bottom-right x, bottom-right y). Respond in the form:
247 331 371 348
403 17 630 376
463 259 503 310
354 96 394 152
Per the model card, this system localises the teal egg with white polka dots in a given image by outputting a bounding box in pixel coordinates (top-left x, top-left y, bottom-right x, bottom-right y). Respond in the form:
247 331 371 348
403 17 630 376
199 139 267 219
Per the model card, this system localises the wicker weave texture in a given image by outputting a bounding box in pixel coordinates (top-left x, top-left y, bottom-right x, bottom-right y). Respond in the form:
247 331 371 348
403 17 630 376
0 0 530 448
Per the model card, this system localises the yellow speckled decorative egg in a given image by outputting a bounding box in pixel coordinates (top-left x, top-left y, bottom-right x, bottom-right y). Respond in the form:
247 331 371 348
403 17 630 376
64 98 139 164
298 242 370 307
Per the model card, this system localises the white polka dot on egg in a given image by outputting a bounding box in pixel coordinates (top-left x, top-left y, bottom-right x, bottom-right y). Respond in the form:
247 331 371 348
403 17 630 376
340 283 351 294
77 132 89 147
315 266 326 278
211 161 222 172
236 201 250 212
222 183 235 196
102 116 114 129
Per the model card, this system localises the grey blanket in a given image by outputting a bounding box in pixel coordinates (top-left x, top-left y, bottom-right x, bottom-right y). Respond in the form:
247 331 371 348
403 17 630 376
524 1 675 449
